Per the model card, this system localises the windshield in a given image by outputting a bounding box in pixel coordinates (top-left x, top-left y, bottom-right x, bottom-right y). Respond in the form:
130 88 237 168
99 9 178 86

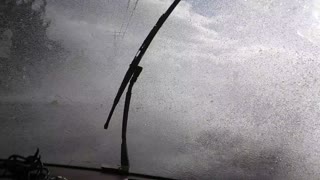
1 0 320 179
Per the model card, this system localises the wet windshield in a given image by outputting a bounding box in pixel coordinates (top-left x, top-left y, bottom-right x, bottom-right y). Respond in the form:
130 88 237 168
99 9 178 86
1 0 320 179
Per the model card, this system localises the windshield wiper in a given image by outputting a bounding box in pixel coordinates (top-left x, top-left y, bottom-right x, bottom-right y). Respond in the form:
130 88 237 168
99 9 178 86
104 0 181 129
104 0 181 172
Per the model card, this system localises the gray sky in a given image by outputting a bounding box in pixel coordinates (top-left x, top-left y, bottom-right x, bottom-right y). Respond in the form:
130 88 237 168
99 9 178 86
45 0 320 178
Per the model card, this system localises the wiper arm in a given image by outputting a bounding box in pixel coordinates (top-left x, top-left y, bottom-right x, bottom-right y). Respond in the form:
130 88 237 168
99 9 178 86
120 66 143 171
104 0 181 129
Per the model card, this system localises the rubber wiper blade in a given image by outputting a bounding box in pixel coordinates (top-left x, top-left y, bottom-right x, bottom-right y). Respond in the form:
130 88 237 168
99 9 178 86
104 0 181 129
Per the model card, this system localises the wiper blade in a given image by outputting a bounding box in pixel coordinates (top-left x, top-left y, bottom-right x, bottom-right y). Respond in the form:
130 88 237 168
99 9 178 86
104 0 181 129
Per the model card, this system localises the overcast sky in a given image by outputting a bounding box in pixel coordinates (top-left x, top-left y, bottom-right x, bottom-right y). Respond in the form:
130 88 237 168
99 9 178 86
43 0 320 178
2 0 320 179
